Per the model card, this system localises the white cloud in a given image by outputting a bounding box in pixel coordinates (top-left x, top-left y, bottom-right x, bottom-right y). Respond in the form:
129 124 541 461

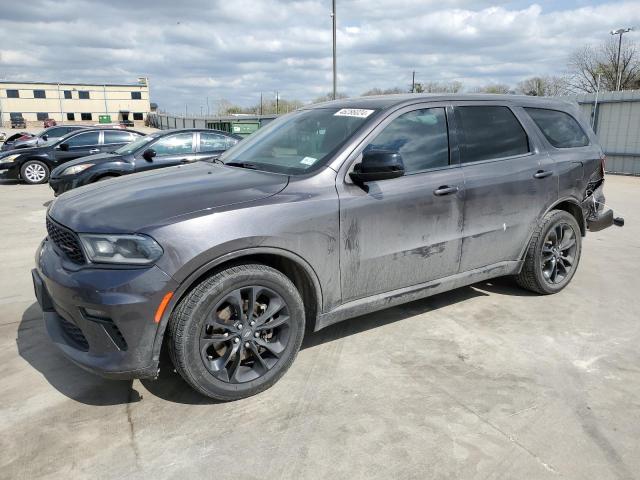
0 1 639 111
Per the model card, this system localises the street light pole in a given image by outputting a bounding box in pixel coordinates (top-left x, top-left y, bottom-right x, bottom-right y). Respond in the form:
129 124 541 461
331 0 337 100
610 27 634 91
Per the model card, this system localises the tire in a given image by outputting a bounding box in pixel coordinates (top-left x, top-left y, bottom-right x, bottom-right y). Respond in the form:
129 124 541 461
168 264 305 401
516 210 582 294
20 160 50 184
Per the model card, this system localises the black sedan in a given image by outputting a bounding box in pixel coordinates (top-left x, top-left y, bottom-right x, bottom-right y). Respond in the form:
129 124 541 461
48 129 241 195
1 125 87 151
0 128 143 184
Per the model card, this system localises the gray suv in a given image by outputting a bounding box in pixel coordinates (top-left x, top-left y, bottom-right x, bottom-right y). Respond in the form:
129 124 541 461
32 95 621 400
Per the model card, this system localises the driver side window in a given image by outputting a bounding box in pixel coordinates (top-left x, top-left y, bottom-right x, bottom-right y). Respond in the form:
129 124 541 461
365 108 450 174
152 133 194 156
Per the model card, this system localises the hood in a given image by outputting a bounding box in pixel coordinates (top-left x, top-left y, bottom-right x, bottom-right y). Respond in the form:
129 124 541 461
50 152 122 177
48 162 289 233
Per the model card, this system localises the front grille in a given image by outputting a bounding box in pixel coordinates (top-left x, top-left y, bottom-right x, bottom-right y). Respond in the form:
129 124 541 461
59 317 90 351
46 217 86 264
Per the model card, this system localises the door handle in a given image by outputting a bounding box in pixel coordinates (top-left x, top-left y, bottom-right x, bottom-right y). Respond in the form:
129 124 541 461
180 158 191 163
89 149 100 154
433 185 459 196
533 170 552 179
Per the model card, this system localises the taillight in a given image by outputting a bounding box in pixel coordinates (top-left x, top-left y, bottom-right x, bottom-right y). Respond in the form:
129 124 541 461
600 154 606 178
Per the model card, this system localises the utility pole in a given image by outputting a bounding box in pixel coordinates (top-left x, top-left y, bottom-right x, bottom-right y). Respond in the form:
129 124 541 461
185 104 188 118
610 27 634 91
260 92 263 116
206 96 209 116
331 0 337 100
276 91 279 115
411 71 415 93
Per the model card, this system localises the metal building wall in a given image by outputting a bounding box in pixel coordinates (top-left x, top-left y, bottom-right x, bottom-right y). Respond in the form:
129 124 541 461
566 90 640 176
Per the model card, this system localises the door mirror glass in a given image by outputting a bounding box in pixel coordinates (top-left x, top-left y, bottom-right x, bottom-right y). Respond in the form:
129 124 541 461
143 148 156 161
58 143 69 151
42 134 48 141
350 149 405 183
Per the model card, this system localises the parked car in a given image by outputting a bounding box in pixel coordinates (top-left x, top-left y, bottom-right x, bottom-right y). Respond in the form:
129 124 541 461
120 119 135 128
2 125 87 151
49 129 241 195
32 95 622 400
0 128 142 184
10 113 26 129
43 118 57 128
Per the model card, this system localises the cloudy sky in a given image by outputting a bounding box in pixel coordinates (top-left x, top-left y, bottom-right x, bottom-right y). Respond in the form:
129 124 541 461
1 0 639 113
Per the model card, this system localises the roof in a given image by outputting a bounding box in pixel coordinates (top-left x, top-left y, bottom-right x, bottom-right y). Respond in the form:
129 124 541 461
0 80 147 88
307 93 578 111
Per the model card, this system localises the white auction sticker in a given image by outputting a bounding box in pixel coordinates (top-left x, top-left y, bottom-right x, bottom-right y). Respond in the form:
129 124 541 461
300 156 318 165
334 108 375 118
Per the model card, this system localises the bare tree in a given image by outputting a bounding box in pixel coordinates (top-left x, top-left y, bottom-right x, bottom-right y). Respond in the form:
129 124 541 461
312 92 349 103
471 84 512 94
411 81 464 94
361 87 405 96
516 76 568 96
566 37 640 93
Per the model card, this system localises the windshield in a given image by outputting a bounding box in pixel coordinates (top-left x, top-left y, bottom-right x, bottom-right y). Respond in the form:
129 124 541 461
114 134 157 155
220 107 377 174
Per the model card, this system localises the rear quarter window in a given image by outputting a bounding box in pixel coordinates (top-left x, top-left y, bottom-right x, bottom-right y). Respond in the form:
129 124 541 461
524 108 589 148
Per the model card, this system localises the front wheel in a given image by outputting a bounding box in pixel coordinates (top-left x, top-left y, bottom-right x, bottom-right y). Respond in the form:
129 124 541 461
20 160 50 184
516 210 582 294
168 264 305 401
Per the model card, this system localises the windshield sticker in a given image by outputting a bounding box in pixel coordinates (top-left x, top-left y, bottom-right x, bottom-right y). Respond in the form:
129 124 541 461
334 108 374 118
300 156 318 166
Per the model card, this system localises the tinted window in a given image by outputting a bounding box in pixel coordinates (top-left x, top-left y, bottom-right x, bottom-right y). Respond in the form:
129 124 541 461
46 127 73 137
525 108 589 148
104 131 134 144
456 106 529 163
10 113 23 119
131 91 142 100
81 113 92 121
152 133 194 156
65 131 100 147
6 89 19 98
67 113 75 121
365 108 449 173
34 89 46 99
36 113 48 121
78 91 90 99
133 112 143 120
64 90 72 99
200 132 236 152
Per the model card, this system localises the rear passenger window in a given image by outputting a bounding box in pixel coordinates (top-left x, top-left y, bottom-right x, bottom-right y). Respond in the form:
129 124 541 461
200 132 235 152
456 106 529 163
103 130 134 144
365 107 449 173
525 108 589 148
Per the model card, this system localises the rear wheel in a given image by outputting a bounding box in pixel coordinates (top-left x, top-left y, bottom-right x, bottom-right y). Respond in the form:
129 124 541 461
20 160 50 184
168 264 305 401
516 210 582 294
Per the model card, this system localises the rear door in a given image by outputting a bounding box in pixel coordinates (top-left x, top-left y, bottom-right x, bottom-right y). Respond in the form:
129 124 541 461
337 103 464 301
196 131 239 161
133 131 196 172
54 130 101 163
102 130 138 152
453 102 557 271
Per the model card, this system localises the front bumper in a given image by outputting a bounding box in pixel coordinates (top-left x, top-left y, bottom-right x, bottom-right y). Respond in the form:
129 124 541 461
33 238 178 379
0 163 18 179
48 176 76 196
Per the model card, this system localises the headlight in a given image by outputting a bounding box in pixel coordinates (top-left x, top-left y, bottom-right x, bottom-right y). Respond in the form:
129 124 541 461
62 163 93 175
79 233 163 265
0 154 21 163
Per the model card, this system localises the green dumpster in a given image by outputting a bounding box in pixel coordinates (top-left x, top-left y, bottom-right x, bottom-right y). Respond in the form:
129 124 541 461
231 122 259 136
98 115 112 124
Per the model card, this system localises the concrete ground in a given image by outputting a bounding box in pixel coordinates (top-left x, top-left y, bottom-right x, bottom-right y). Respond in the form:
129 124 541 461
0 175 638 480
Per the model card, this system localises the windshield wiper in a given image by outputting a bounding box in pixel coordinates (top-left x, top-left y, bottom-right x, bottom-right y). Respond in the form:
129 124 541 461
224 161 259 170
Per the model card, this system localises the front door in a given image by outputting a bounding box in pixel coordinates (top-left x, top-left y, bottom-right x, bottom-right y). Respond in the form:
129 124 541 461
134 132 197 172
337 105 464 302
54 130 101 163
453 103 558 271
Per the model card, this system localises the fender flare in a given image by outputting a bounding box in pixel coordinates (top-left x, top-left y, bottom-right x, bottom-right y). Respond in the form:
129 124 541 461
149 246 324 365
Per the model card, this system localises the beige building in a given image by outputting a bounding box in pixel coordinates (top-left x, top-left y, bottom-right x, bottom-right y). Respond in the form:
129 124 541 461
0 79 151 127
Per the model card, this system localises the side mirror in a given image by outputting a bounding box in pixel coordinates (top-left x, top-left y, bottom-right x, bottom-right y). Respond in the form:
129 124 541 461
349 149 405 185
58 143 69 151
42 134 48 141
142 148 156 161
